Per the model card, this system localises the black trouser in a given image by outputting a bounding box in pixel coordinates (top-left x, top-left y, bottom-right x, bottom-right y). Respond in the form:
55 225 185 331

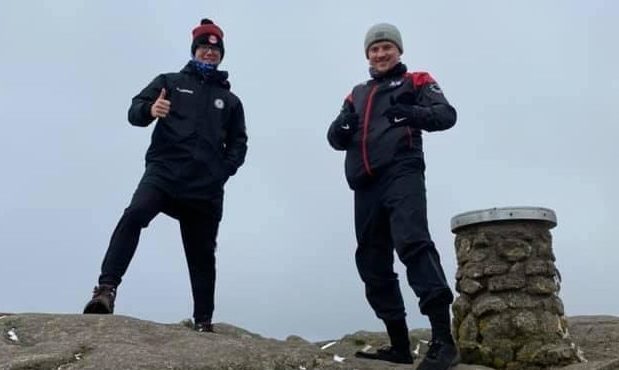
98 183 222 322
354 165 453 321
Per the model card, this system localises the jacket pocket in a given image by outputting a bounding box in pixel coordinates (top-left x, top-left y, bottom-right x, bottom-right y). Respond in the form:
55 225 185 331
166 90 197 137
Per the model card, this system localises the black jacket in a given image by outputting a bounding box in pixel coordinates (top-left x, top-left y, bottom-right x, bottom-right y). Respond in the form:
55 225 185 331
327 63 456 190
128 62 248 198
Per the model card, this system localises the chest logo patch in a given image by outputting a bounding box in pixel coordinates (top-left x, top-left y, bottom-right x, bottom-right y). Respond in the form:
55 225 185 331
389 79 403 87
429 83 443 94
176 87 194 94
214 98 225 109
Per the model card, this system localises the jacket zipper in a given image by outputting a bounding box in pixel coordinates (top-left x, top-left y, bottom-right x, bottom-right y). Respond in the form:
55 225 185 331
406 126 413 149
361 85 378 176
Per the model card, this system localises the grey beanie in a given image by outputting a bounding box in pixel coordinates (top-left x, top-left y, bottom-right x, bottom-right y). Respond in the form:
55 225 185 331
364 23 403 58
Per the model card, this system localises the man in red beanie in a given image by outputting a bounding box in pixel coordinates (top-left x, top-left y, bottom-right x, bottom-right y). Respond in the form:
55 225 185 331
327 23 459 369
83 18 247 333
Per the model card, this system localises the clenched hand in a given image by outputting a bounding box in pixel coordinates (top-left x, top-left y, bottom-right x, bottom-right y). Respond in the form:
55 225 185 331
150 88 171 118
383 94 423 127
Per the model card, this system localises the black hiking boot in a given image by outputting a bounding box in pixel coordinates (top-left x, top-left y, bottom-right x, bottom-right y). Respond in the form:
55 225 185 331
194 320 214 333
83 285 116 314
417 339 460 370
355 346 414 364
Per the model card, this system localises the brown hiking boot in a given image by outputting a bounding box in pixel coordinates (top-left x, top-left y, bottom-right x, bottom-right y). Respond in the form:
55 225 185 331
83 285 116 314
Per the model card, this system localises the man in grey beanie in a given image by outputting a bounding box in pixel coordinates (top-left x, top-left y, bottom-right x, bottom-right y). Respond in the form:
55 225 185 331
327 23 459 369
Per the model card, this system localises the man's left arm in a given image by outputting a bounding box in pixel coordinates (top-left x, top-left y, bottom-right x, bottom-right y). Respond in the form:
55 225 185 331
384 73 457 132
223 99 248 176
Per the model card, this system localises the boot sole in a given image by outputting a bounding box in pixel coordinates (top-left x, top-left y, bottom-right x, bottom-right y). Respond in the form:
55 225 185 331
418 353 460 370
354 351 414 364
83 301 112 314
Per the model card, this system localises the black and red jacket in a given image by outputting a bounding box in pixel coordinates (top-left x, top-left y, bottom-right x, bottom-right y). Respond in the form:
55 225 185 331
327 63 456 190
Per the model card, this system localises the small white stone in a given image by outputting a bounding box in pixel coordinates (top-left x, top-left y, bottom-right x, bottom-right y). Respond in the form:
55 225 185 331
333 354 345 363
320 341 337 350
361 344 372 352
7 328 18 342
571 342 588 362
413 343 421 356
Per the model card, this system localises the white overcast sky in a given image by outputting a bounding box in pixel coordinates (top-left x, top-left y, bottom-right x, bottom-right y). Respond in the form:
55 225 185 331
0 1 617 341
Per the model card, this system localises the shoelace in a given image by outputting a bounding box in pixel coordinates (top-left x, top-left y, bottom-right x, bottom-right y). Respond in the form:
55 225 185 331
92 286 116 297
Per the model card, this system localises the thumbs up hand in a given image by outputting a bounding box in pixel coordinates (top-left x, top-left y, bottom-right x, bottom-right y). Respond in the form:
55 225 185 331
150 88 171 118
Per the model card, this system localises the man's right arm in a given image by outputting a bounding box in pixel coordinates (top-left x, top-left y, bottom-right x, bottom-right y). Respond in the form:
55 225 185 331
127 74 167 127
327 97 358 151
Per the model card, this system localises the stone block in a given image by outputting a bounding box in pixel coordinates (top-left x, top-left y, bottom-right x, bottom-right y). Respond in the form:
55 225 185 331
452 295 472 320
535 239 556 261
504 292 540 309
458 279 485 295
541 296 565 316
526 259 555 276
499 239 533 262
479 313 513 341
473 296 509 317
512 310 540 335
463 263 485 279
489 273 526 292
456 236 472 264
527 276 559 295
484 263 510 276
459 313 479 342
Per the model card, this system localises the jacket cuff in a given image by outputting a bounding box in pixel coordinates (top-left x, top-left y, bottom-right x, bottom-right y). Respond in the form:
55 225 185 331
141 102 154 121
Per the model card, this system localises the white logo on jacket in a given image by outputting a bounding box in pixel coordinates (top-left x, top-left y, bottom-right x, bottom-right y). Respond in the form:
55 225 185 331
389 79 403 87
176 87 194 94
429 83 443 94
214 98 225 109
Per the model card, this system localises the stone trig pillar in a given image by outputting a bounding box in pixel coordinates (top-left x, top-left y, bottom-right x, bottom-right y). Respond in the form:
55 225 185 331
450 207 582 369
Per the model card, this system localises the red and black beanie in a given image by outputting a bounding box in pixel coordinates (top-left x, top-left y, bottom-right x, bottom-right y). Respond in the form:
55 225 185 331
191 18 225 59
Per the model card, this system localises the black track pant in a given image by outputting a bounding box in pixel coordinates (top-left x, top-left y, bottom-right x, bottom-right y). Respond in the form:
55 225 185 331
354 167 453 321
98 183 222 322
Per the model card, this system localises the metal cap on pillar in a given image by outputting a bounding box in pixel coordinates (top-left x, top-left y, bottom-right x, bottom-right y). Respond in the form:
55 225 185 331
451 206 557 233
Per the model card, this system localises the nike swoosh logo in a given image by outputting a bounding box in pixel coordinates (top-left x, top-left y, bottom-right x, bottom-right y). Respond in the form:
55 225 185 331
341 123 350 130
393 117 407 123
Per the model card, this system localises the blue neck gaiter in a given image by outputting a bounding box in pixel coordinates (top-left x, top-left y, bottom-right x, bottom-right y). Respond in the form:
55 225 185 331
190 59 218 77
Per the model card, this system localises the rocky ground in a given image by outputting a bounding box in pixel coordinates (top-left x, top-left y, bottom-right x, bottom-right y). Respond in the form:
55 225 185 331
1 313 618 369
